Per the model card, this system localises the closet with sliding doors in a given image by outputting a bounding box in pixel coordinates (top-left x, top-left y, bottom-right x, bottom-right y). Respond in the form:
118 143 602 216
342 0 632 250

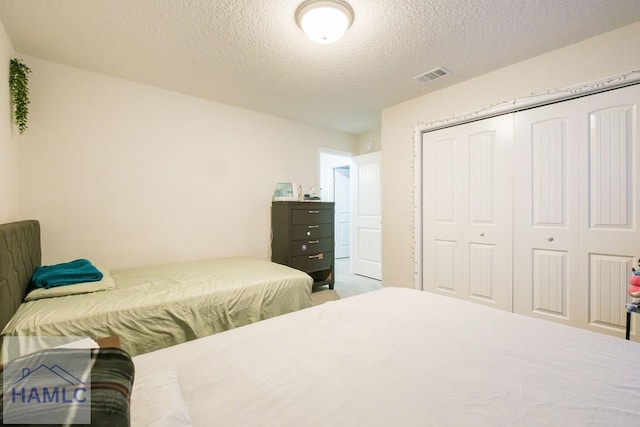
419 82 640 339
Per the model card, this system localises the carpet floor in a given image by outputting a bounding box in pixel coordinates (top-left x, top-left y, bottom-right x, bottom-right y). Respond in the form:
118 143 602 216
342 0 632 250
311 289 341 306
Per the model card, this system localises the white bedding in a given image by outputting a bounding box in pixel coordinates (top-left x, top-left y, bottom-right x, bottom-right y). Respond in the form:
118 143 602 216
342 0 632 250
132 287 640 426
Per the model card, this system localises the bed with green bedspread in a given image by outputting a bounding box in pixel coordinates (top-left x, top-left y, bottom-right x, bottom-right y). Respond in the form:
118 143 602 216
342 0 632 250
0 220 314 357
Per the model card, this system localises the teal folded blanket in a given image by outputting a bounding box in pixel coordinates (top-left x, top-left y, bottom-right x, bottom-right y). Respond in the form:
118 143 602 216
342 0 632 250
30 258 103 289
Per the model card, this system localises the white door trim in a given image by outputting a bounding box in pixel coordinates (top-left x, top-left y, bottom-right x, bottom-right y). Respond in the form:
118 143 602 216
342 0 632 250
413 129 423 290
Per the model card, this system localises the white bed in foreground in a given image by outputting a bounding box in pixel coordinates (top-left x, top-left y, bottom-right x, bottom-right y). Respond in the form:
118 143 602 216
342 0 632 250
131 288 640 426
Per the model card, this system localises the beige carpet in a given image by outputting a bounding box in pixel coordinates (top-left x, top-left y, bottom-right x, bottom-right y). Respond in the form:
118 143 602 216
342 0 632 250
311 289 341 306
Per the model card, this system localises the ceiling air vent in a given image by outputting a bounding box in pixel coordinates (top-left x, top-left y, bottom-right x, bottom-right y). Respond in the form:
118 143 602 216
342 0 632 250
414 67 450 83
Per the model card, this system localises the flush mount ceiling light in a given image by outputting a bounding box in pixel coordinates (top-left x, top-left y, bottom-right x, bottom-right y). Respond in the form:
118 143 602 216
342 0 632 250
295 0 354 44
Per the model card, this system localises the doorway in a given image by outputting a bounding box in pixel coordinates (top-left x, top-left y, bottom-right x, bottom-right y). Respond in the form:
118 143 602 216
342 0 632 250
334 166 351 259
319 148 382 281
319 150 353 261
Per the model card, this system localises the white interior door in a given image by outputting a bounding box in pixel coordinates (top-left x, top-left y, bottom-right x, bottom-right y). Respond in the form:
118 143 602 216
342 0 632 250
514 84 640 338
351 152 382 280
513 101 581 326
334 166 350 259
577 84 640 338
422 115 513 311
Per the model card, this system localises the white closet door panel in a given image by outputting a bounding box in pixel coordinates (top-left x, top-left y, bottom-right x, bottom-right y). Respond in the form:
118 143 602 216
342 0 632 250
514 102 580 325
434 139 457 222
423 132 464 296
532 249 569 318
462 118 513 311
434 240 458 293
532 118 567 227
589 105 633 229
468 243 496 302
468 132 494 223
578 85 640 338
423 116 512 310
589 255 631 329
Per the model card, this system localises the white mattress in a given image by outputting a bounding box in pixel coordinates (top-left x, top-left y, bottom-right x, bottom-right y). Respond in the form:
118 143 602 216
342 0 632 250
131 287 640 426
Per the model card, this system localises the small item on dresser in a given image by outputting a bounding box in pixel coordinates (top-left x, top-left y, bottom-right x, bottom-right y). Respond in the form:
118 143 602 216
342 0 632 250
303 187 321 201
272 182 299 201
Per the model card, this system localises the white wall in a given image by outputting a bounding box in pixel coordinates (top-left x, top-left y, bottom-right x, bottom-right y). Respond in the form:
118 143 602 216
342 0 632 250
17 56 357 268
0 20 19 223
381 21 640 288
357 128 381 154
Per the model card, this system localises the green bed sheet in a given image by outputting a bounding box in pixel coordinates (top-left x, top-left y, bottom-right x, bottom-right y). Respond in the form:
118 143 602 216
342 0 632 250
2 257 313 356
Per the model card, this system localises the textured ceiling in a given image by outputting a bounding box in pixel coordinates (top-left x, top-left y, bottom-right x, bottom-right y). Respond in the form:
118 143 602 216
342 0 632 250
1 0 640 135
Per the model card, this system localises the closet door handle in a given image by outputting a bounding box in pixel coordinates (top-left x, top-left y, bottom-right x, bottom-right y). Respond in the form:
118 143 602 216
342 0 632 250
308 225 319 229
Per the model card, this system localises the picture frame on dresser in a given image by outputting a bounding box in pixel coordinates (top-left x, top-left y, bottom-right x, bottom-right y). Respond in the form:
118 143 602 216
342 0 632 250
271 201 335 290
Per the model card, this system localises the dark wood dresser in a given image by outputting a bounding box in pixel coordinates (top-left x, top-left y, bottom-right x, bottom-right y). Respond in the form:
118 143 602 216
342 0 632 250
271 201 335 290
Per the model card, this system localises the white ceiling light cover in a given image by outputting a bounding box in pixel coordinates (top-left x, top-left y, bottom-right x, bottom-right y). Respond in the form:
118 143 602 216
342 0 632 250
296 0 354 44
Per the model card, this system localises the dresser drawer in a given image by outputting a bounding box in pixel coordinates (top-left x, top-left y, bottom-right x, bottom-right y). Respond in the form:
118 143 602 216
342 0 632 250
291 252 333 273
290 238 333 256
291 208 333 225
291 223 333 239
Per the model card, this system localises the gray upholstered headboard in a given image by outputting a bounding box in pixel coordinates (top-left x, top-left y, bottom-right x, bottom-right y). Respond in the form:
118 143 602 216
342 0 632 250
0 220 41 332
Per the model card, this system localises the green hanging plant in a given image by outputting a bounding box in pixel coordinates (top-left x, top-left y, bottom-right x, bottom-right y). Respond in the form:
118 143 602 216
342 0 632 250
9 58 32 134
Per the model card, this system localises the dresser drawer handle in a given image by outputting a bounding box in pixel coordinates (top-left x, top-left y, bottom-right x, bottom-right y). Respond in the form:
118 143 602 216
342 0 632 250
308 240 319 244
308 254 323 259
308 210 320 214
307 225 319 229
